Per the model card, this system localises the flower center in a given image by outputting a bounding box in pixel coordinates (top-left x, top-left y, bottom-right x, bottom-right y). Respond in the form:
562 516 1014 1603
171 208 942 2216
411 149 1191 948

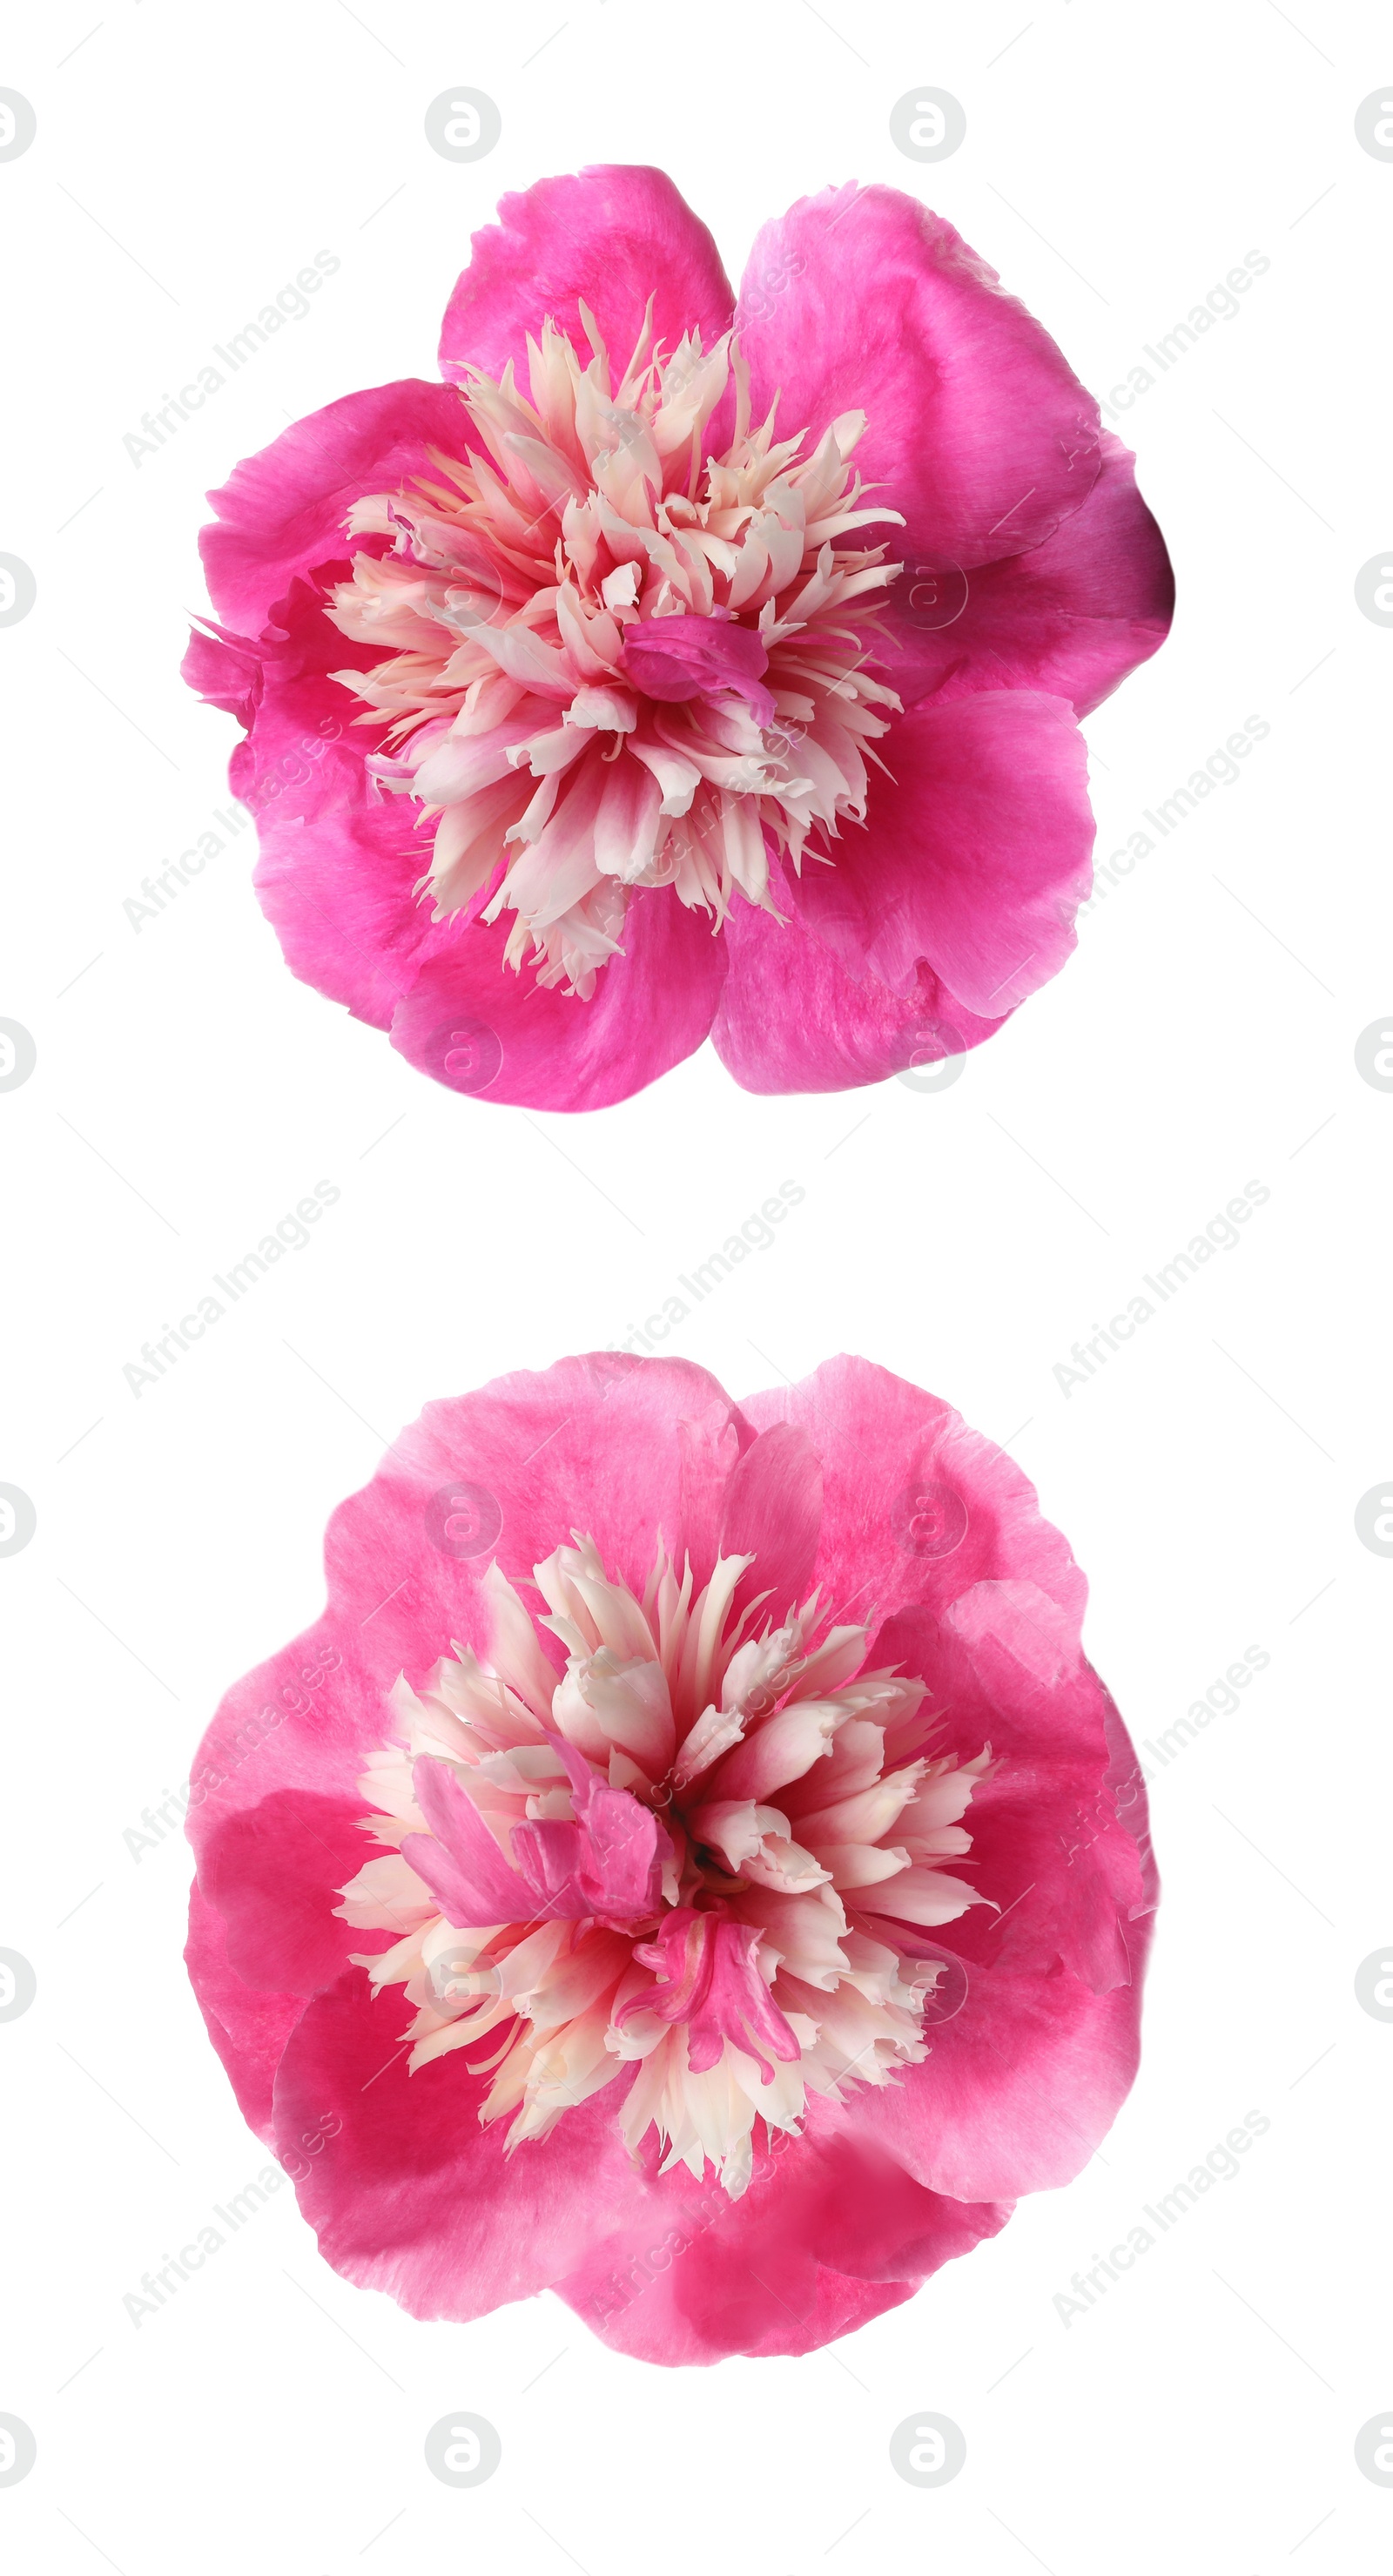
327 303 905 998
340 1533 993 2196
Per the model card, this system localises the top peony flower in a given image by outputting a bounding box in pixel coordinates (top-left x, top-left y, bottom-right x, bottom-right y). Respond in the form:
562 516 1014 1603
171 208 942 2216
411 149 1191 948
183 166 1173 1108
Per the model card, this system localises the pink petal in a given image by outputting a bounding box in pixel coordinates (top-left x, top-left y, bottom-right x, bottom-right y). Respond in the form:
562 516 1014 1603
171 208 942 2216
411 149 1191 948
718 1419 823 1624
271 1968 659 2323
387 887 727 1110
871 1595 1157 2001
404 1757 532 1924
737 1354 1088 1655
844 1958 1145 2202
790 691 1094 1019
624 1909 801 2075
879 433 1174 718
200 1790 386 1994
737 185 1104 574
510 1741 672 1919
438 165 736 389
620 613 774 724
184 580 471 1033
554 2106 1011 2363
712 865 1006 1094
196 378 468 637
273 1968 1006 2360
185 1881 305 2146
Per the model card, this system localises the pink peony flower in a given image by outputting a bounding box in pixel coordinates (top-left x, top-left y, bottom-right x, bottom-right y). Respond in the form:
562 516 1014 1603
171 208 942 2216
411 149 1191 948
183 166 1172 1108
185 1352 1156 2364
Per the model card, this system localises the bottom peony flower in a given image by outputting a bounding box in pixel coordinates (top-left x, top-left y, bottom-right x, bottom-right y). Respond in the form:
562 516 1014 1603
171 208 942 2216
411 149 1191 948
185 1352 1156 2364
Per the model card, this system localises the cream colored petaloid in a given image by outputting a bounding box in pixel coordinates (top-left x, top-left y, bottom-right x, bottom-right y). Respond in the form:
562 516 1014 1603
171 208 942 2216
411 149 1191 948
340 1535 993 2200
327 303 904 997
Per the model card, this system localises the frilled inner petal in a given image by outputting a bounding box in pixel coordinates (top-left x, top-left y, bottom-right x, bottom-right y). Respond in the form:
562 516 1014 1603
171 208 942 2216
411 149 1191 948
334 1534 995 2198
325 306 904 998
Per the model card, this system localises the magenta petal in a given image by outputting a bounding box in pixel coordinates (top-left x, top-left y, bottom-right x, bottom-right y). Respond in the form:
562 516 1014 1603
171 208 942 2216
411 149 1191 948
185 578 471 1033
791 691 1094 1019
438 164 735 389
568 1769 672 1919
389 888 727 1111
880 432 1175 718
712 867 1006 1094
405 1758 531 1924
626 1910 800 2076
620 614 775 724
510 1745 671 1919
737 185 1103 572
197 378 468 637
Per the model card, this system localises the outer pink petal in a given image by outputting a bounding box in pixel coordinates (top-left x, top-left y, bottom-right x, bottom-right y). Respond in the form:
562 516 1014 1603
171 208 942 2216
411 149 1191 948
718 1420 823 1624
196 379 468 637
711 859 1006 1095
272 1972 655 2321
849 1611 1154 2199
183 582 471 1031
737 1356 1088 1662
849 1596 1153 2205
737 185 1103 572
387 892 726 1111
555 2111 1010 2363
438 165 735 388
871 1602 1157 1999
184 1881 306 2145
272 1968 1006 2361
844 1960 1143 2203
791 691 1095 1020
737 1355 1155 2198
879 433 1174 718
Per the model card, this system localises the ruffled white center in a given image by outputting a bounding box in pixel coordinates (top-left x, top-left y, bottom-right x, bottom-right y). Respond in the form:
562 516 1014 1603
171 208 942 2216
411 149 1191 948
327 302 904 996
340 1534 993 2197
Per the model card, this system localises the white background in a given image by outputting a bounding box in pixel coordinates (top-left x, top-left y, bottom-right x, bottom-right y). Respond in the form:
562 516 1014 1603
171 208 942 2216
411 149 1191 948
2 1 1390 2568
